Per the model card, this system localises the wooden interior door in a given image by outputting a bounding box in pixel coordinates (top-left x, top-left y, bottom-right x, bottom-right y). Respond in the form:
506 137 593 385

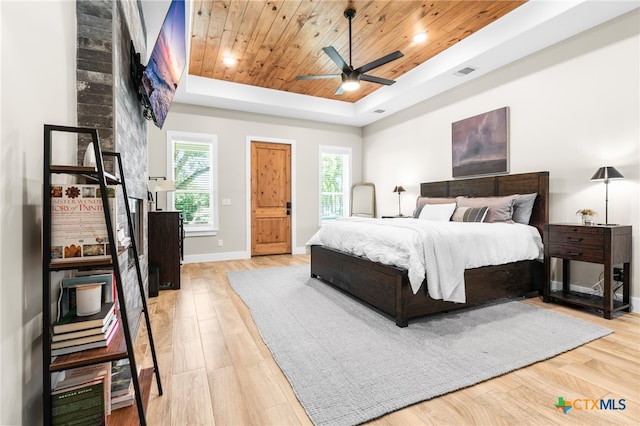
251 141 292 256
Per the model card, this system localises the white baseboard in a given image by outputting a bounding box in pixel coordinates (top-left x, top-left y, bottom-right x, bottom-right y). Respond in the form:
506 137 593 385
183 247 308 264
183 251 251 264
293 246 307 255
550 280 638 314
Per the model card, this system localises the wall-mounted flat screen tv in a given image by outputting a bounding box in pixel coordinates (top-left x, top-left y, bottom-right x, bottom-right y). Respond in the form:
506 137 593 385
142 0 186 129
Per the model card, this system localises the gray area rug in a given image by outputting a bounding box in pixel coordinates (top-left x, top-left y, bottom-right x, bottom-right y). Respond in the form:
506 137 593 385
228 265 612 426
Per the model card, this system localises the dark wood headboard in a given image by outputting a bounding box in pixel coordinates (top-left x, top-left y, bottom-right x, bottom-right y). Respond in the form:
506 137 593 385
420 171 549 237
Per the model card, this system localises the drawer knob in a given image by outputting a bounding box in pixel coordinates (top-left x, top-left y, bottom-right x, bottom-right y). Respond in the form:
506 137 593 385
567 237 583 242
568 251 583 256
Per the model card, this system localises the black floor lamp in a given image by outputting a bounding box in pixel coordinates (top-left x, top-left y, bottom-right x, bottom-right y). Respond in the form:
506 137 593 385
590 166 623 225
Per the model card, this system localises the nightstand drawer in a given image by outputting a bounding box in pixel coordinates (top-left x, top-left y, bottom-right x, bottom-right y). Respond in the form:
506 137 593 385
547 226 604 248
548 243 604 263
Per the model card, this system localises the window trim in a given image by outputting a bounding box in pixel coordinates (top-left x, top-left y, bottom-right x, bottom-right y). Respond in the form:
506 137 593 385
319 145 352 226
166 131 219 237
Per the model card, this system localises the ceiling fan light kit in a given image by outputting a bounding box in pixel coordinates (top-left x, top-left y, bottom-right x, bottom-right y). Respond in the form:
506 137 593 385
341 73 360 91
296 8 404 95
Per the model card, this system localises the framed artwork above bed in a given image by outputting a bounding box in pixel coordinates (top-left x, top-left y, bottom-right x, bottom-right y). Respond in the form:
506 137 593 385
452 106 509 178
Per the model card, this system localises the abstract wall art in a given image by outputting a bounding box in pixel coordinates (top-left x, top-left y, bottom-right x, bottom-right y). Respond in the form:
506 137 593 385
452 107 509 178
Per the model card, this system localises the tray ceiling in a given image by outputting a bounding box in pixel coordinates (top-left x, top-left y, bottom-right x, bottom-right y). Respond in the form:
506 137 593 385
141 1 639 126
189 1 525 103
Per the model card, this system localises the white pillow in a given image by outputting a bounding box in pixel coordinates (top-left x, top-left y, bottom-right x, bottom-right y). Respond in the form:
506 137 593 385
417 203 456 221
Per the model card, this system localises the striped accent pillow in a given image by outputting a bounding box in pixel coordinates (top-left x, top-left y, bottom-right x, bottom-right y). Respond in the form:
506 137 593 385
455 195 516 223
452 206 489 222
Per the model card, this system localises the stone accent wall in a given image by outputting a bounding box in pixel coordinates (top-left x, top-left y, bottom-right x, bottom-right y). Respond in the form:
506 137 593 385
114 0 149 303
115 0 147 201
76 0 113 170
76 0 149 320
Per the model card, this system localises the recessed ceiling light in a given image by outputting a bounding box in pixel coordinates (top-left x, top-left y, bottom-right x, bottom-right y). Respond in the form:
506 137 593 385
223 55 236 66
413 31 428 43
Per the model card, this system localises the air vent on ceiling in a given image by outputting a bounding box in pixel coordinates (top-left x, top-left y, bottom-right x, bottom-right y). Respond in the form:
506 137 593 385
373 109 386 114
454 66 477 76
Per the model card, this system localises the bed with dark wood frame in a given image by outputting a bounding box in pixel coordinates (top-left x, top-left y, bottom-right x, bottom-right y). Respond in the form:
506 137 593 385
310 171 549 327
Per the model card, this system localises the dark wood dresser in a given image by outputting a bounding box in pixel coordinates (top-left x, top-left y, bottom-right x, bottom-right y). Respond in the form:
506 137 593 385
148 211 184 290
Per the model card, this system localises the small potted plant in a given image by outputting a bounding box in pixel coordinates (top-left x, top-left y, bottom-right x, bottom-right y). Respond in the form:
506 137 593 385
576 208 597 225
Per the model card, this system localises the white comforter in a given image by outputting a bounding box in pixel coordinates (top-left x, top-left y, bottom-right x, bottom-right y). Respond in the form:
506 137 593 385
305 217 543 303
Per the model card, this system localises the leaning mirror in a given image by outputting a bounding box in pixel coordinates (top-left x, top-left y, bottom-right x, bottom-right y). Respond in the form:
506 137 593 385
351 183 376 218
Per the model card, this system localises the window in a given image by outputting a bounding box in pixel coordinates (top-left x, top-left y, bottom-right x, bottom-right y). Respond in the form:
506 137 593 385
319 146 351 224
167 131 218 236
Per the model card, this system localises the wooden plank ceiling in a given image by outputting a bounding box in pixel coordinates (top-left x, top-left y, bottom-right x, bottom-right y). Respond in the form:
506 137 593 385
189 1 527 103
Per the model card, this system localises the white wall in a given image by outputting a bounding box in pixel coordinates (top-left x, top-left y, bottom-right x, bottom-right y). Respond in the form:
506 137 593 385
363 11 640 302
147 103 362 261
0 1 77 424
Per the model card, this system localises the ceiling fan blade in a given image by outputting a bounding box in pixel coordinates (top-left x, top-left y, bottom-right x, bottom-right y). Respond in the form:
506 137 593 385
355 51 404 74
323 46 350 73
301 9 405 94
359 74 396 86
296 74 342 80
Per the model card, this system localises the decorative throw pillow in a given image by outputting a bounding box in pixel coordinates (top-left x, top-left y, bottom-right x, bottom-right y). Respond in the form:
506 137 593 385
512 193 537 224
455 195 517 223
417 203 457 221
413 197 456 218
451 206 489 222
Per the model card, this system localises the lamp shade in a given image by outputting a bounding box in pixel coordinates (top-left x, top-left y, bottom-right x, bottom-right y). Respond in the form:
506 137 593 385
393 185 406 193
155 179 176 192
591 166 623 181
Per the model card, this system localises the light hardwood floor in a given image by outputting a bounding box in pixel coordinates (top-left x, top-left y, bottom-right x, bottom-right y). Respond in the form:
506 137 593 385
135 255 640 425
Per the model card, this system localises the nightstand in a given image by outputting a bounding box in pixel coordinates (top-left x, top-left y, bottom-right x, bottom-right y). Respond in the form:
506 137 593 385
543 223 632 319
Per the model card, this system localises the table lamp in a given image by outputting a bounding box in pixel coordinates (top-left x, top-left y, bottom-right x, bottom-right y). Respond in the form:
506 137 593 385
590 166 623 225
148 177 176 211
393 185 406 217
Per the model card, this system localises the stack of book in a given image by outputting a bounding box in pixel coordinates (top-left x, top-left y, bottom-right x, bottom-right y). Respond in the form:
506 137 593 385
51 362 112 423
51 272 119 356
51 302 118 356
51 358 140 421
110 359 136 410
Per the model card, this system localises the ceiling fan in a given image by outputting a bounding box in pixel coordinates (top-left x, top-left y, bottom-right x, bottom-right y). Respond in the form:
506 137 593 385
296 8 404 95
